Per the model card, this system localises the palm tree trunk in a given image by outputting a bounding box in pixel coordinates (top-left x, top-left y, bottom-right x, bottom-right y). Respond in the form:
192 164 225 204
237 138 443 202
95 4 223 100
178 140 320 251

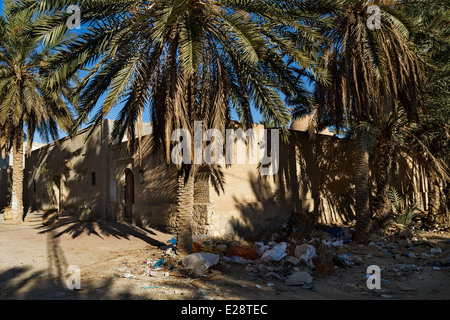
175 166 195 257
372 142 393 225
10 131 24 222
354 132 371 243
427 180 440 223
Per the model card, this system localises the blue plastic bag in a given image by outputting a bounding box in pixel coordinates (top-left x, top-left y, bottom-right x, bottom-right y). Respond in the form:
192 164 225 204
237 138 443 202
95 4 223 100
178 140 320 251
153 258 164 268
167 237 177 246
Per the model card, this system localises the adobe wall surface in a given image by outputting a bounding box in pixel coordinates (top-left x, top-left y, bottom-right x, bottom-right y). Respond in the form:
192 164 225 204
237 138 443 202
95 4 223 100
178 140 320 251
198 130 357 239
109 136 178 230
22 122 358 240
24 122 111 218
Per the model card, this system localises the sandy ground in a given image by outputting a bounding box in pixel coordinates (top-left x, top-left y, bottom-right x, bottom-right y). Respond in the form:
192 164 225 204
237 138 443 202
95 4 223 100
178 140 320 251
0 211 449 300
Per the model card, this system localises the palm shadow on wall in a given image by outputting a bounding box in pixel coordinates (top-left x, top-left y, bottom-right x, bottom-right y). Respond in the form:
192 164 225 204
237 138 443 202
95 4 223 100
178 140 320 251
24 134 167 247
229 130 356 240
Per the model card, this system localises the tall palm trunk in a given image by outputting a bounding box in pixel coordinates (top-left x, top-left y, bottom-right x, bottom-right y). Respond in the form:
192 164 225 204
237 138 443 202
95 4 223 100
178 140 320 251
354 131 371 243
175 166 195 256
10 130 24 222
174 74 198 257
428 180 440 223
372 141 394 225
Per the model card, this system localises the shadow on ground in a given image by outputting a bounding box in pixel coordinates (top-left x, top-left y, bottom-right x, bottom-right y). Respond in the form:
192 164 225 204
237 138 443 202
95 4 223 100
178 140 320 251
36 214 166 248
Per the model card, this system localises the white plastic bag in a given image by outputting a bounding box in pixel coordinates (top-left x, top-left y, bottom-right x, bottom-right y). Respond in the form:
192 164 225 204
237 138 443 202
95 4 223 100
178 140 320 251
182 253 220 274
261 242 287 262
294 244 316 269
182 252 219 269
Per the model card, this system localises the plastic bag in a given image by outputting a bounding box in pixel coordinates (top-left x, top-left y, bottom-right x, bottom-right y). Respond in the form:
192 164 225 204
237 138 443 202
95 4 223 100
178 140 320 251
182 253 220 274
261 242 287 262
294 244 316 269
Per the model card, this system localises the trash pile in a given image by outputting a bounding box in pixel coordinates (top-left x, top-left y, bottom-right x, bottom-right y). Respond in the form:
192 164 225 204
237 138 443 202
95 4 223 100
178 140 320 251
110 219 448 299
184 237 321 287
181 227 357 288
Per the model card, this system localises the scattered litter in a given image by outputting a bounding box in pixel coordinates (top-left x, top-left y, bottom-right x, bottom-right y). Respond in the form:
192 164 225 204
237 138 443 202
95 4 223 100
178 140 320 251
229 243 258 260
294 244 316 269
182 253 220 275
430 247 442 254
167 237 177 246
153 259 164 268
261 242 287 262
106 217 449 299
322 239 344 247
222 256 254 265
165 247 176 258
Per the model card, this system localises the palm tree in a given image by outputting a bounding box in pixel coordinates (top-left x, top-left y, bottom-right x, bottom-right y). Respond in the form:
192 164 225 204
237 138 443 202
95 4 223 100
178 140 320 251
359 106 449 225
401 0 450 220
313 0 426 242
367 0 450 225
20 0 336 255
0 0 74 222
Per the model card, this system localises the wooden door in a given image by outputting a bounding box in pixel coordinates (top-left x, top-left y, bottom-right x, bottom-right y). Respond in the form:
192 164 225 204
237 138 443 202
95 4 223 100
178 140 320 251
125 170 134 220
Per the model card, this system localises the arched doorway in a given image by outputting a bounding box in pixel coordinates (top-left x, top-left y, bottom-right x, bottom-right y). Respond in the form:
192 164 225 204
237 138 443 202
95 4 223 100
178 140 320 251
124 169 134 220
